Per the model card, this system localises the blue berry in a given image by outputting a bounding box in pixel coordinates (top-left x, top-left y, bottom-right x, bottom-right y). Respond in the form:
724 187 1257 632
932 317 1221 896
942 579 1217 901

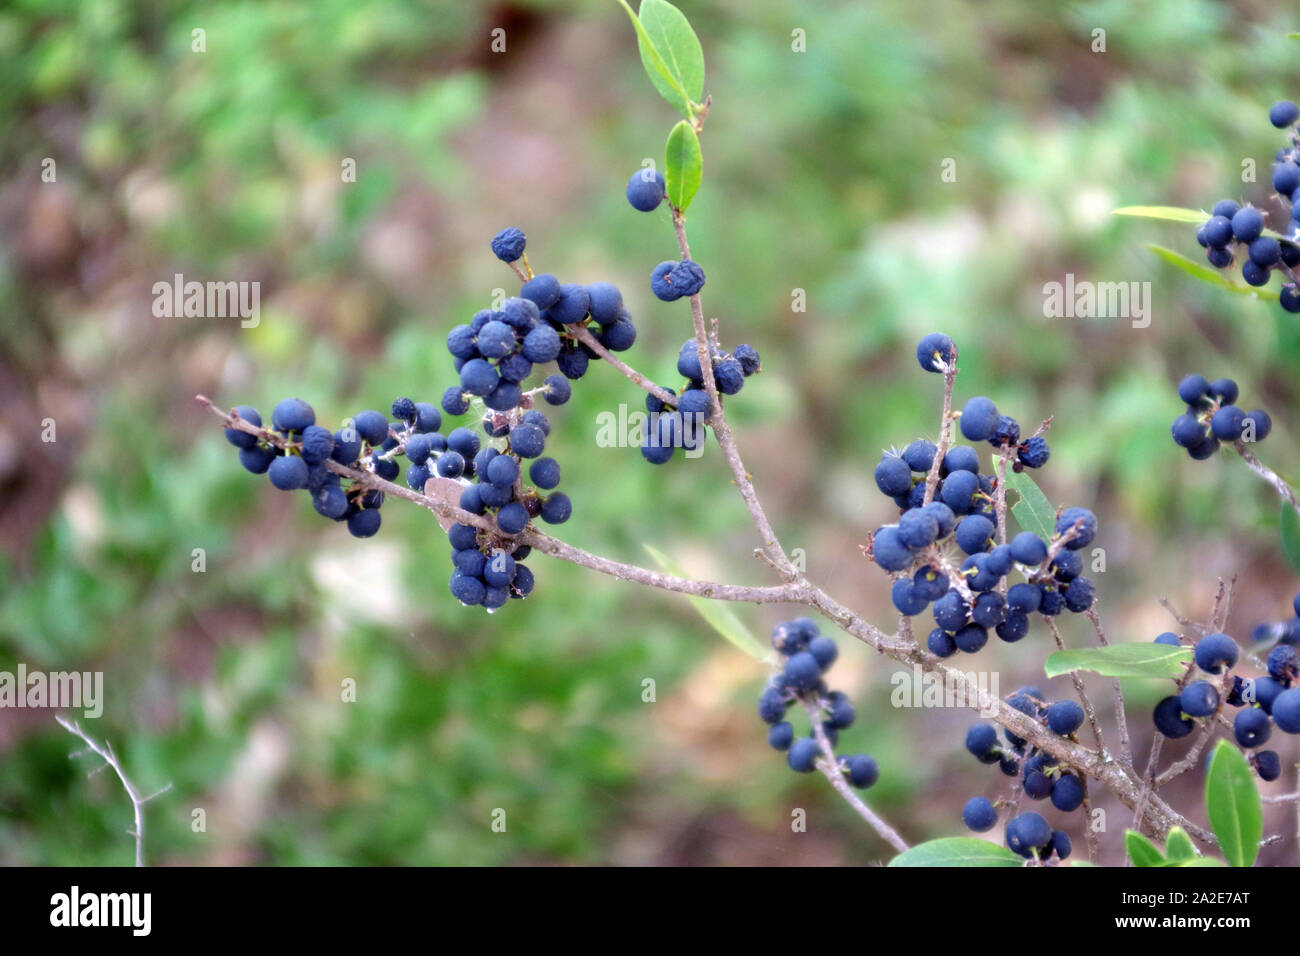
485 454 519 488
971 592 1006 628
942 445 980 475
521 273 561 310
1017 436 1049 468
898 509 939 549
1006 582 1042 614
449 572 485 605
1051 773 1084 812
962 796 997 832
1273 688 1300 733
224 405 262 449
1202 216 1233 248
1208 378 1239 404
1046 700 1085 736
585 282 623 325
1271 100 1300 128
1267 644 1298 683
1005 812 1052 858
312 484 350 519
808 635 838 670
299 425 335 465
916 333 956 373
1243 409 1272 441
939 469 980 514
901 439 936 473
496 502 530 535
844 754 878 789
912 565 948 602
490 227 526 262
891 579 929 616
1251 236 1282 267
953 623 988 654
1056 507 1096 549
768 722 794 751
267 455 308 490
955 514 994 555
668 260 706 296
733 344 761 375
413 402 442 433
933 590 969 631
1008 532 1047 567
1212 199 1241 219
996 612 1030 643
1254 750 1282 781
441 386 470 416
922 501 957 537
1171 413 1206 448
927 628 957 657
1234 708 1271 748
599 318 637 352
871 526 913 572
540 492 572 524
713 358 745 395
1232 206 1265 243
347 508 382 538
783 651 822 691
1206 247 1233 268
827 692 855 728
787 738 819 773
1153 631 1181 647
1064 577 1095 613
542 374 572 406
650 261 682 301
1050 831 1072 860
1179 680 1220 718
272 397 315 435
990 415 1020 447
1194 633 1238 674
1153 696 1194 738
556 345 589 379
875 455 914 497
459 358 500 397
448 523 478 552
626 168 666 211
759 686 788 724
959 397 1000 442
528 457 561 491
509 422 546 459
1177 374 1210 405
549 283 591 325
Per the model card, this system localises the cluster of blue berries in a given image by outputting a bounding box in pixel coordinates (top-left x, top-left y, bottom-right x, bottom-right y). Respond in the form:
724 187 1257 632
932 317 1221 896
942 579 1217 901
871 338 1095 655
1151 617 1300 782
1170 374 1271 459
915 333 1050 472
962 687 1084 861
225 396 450 539
640 339 761 464
1193 100 1300 312
757 618 879 790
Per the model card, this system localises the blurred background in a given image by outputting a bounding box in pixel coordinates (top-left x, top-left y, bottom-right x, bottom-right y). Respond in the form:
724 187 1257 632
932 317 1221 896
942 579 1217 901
2 0 1300 866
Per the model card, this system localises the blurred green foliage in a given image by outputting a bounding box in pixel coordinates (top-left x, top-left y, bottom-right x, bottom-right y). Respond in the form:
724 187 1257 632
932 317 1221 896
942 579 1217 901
3 0 1300 865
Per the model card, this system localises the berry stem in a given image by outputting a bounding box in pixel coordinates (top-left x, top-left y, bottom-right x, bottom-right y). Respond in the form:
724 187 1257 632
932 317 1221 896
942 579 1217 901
921 354 958 507
566 323 679 408
670 208 798 578
799 698 910 853
1231 440 1300 513
56 715 172 867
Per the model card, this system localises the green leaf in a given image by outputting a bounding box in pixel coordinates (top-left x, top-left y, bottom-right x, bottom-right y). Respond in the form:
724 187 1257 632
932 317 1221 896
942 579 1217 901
664 120 702 212
1112 205 1210 224
636 0 704 103
642 544 766 660
1280 501 1300 576
616 0 695 119
1125 830 1167 867
1003 470 1055 543
1172 856 1227 867
1147 244 1272 299
888 838 1024 867
1205 740 1262 867
1044 642 1191 679
1163 826 1196 863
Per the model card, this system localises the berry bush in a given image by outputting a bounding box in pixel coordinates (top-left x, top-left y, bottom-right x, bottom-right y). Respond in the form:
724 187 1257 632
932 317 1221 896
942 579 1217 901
188 2 1300 868
17 2 1298 870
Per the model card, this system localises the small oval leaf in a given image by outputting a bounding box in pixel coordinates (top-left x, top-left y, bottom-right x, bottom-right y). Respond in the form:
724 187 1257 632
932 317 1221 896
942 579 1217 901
1112 205 1211 224
1205 740 1262 868
888 838 1024 868
1163 826 1196 863
637 0 704 103
643 544 765 660
664 120 702 213
1044 642 1191 679
1147 244 1272 299
617 0 693 118
1125 830 1167 867
1003 470 1056 543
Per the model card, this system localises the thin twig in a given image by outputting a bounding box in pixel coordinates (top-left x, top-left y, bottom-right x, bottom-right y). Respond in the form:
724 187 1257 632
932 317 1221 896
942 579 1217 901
567 323 679 409
801 699 910 853
1086 608 1133 772
1232 441 1300 512
56 716 172 867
